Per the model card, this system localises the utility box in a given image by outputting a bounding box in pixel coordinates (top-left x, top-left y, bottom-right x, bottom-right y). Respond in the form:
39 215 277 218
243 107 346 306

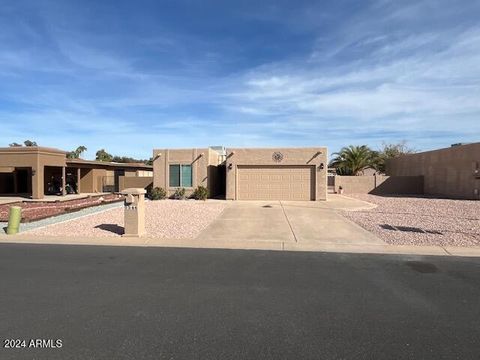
121 188 146 237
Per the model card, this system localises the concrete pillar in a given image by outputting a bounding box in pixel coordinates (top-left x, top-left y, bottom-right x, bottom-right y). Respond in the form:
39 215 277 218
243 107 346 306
31 166 44 199
62 166 66 196
165 149 169 191
121 188 146 237
77 168 81 194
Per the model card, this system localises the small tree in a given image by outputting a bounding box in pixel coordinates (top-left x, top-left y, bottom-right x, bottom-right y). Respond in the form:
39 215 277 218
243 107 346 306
24 140 37 147
374 141 417 173
9 140 37 147
95 149 113 162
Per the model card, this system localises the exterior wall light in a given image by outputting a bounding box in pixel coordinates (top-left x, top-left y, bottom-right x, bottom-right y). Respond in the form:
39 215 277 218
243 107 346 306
319 163 324 170
228 163 233 170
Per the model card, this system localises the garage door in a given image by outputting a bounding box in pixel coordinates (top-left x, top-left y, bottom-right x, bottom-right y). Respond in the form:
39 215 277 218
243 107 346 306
237 166 314 201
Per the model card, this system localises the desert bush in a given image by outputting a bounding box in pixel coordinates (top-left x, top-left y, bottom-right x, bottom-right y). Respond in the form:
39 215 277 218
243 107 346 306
192 185 209 200
173 187 186 200
149 187 166 200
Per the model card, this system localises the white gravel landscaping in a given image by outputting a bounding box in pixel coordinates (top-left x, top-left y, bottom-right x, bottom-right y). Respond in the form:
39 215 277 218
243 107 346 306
341 194 480 247
26 200 228 239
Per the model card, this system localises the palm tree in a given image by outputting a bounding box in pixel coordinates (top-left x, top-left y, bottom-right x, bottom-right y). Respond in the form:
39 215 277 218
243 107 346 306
67 146 87 159
330 145 375 176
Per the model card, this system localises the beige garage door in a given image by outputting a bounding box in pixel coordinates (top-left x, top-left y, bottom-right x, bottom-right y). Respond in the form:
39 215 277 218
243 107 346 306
237 166 314 201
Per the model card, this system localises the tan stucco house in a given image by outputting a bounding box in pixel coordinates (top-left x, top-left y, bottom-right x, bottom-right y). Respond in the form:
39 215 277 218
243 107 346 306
0 146 152 199
1 145 328 201
153 147 226 198
153 146 328 201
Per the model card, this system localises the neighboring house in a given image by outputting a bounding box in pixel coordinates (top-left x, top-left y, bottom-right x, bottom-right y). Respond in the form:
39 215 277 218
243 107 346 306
0 146 152 199
153 146 328 201
386 142 480 200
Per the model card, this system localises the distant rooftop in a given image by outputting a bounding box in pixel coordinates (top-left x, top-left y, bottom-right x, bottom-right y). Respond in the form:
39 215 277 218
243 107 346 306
66 158 152 169
0 146 152 169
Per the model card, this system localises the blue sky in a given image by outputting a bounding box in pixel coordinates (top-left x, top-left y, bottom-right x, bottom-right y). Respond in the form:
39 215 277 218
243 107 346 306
1 0 479 160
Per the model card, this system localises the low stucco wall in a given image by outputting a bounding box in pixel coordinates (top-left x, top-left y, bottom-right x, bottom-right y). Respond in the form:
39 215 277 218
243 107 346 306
386 143 480 199
119 176 153 192
335 175 424 195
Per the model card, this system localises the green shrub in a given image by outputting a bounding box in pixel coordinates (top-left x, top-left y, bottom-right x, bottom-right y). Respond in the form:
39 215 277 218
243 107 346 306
173 187 186 200
192 186 209 200
149 187 166 200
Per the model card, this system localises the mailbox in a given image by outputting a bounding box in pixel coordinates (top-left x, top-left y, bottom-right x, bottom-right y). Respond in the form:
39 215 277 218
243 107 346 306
121 188 146 237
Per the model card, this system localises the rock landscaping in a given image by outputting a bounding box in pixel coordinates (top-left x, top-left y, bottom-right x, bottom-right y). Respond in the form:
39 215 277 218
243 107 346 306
26 200 227 239
341 194 480 247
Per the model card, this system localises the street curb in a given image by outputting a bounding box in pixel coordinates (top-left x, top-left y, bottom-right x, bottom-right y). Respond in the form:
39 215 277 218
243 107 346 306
1 234 480 257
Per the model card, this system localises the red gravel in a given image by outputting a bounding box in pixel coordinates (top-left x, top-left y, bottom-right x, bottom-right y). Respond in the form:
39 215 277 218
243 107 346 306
0 194 123 222
341 194 480 247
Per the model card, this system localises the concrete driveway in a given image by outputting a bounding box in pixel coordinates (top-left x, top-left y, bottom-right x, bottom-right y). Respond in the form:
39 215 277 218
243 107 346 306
198 195 383 245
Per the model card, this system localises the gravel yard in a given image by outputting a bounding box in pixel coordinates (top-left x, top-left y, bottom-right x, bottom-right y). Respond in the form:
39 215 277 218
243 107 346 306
341 194 480 247
26 200 227 239
0 194 123 222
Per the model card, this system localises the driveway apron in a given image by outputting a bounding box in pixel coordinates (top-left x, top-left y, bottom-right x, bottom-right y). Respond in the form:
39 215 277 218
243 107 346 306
198 199 383 245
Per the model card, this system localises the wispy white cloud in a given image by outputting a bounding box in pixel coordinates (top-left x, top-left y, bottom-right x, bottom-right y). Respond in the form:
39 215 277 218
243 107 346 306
229 26 480 134
0 0 479 157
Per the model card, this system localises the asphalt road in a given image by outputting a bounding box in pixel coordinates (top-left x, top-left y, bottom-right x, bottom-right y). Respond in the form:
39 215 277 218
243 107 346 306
0 244 479 360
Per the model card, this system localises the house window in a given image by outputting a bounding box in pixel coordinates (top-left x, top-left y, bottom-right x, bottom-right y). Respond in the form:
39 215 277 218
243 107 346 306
169 164 192 187
181 164 192 187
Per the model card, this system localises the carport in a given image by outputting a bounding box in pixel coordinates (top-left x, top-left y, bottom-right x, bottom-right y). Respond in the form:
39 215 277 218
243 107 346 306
43 166 82 195
0 146 153 200
0 146 67 199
